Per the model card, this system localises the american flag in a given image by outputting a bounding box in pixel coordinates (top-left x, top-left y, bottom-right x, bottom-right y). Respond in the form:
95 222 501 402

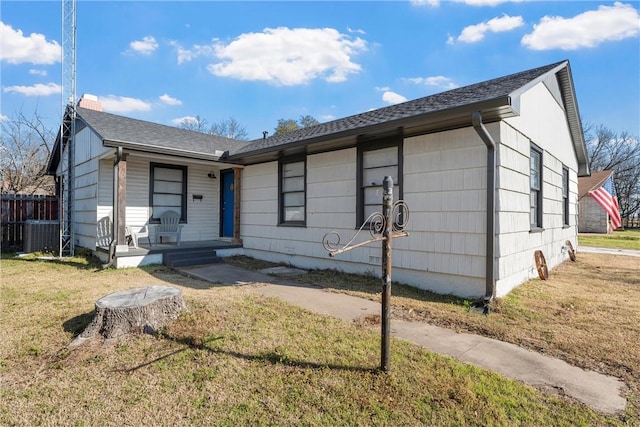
589 175 622 230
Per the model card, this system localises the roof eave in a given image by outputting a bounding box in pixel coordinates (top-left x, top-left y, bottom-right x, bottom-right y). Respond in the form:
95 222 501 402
228 96 514 165
46 128 62 175
557 63 590 177
102 139 226 162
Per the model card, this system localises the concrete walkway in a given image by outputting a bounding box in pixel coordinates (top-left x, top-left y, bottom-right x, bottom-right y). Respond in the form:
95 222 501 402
578 245 640 257
182 263 626 415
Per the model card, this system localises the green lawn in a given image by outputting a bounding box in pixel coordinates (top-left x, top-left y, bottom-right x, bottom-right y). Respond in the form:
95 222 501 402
0 253 626 426
578 229 640 250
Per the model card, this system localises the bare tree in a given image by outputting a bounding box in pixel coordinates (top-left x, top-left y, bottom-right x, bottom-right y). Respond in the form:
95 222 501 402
177 115 210 133
0 111 55 195
178 115 249 140
585 124 640 221
210 117 249 140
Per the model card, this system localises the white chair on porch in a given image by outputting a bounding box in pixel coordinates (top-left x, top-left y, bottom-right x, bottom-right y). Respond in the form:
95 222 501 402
126 224 151 248
154 210 183 246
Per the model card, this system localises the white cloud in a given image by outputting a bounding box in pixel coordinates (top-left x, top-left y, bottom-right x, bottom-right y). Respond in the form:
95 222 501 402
170 41 193 64
3 82 61 96
100 95 152 113
0 22 61 65
159 94 182 106
170 40 214 64
522 2 640 51
410 0 440 6
207 27 367 86
29 69 47 76
411 0 519 6
382 91 408 105
348 27 366 35
0 114 8 122
455 0 517 6
171 116 198 126
320 114 336 122
129 36 159 55
405 76 458 90
457 14 524 43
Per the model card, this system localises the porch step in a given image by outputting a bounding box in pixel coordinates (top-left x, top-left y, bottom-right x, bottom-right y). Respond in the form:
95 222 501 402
163 249 223 268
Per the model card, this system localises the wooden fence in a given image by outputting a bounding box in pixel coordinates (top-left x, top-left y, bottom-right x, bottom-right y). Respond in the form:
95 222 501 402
622 215 640 229
1 194 59 251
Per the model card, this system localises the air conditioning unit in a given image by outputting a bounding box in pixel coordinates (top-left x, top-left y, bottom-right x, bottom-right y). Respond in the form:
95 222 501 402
23 220 59 253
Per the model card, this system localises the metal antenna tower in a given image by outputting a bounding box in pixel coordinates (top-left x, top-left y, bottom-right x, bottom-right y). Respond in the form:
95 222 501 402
60 0 76 257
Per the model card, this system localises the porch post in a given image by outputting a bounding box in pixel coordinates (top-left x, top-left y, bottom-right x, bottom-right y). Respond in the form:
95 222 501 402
114 148 128 252
233 167 242 244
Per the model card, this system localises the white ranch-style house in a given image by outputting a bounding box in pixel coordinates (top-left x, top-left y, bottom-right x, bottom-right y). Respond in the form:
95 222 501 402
48 60 589 299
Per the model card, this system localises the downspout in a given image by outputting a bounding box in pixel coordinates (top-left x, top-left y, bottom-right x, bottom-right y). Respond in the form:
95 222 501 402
471 111 496 306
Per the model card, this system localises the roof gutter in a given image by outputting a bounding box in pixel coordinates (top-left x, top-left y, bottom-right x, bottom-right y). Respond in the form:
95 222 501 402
102 139 227 162
228 96 513 164
472 111 496 305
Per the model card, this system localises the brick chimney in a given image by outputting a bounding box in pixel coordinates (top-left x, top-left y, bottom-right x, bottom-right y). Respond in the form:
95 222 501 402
77 94 103 112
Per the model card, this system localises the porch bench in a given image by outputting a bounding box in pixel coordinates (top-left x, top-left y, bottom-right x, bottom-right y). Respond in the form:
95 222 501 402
154 211 184 246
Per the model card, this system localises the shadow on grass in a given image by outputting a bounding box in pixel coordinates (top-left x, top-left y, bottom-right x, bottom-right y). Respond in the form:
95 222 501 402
299 269 471 308
224 255 472 308
1 250 105 270
63 310 96 336
117 333 377 374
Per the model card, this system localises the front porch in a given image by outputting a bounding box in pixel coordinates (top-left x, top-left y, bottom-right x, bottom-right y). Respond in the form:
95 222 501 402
96 240 244 268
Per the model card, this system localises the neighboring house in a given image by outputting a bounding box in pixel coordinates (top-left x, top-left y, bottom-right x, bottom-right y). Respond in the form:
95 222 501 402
48 60 589 299
578 170 619 233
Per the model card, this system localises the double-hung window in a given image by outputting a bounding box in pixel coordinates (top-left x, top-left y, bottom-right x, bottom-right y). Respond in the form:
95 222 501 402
358 140 402 226
562 167 569 227
150 163 187 222
530 146 543 229
279 158 306 226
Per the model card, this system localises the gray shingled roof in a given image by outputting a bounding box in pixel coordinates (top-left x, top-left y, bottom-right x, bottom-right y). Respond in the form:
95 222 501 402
232 60 567 157
49 60 588 175
77 107 248 159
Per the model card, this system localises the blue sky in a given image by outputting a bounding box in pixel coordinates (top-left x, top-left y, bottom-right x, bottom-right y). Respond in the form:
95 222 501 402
1 1 639 141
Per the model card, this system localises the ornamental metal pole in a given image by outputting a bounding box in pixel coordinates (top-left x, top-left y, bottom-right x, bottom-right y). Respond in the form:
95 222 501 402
381 176 393 372
321 175 409 373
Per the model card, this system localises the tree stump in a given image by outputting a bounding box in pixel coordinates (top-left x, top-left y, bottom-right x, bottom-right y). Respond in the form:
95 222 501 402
70 285 186 347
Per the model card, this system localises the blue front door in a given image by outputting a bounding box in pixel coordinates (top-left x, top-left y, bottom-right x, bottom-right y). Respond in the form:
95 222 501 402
221 170 234 238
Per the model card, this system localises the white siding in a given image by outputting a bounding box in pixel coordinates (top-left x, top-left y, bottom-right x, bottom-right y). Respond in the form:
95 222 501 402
497 80 579 296
75 124 111 164
240 83 580 298
506 81 578 171
181 163 220 242
72 76 580 299
95 155 222 247
241 150 357 261
73 127 103 249
241 133 488 298
399 127 487 296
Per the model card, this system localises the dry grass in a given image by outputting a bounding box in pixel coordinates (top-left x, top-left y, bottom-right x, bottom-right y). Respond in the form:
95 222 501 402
0 252 627 425
265 252 640 422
